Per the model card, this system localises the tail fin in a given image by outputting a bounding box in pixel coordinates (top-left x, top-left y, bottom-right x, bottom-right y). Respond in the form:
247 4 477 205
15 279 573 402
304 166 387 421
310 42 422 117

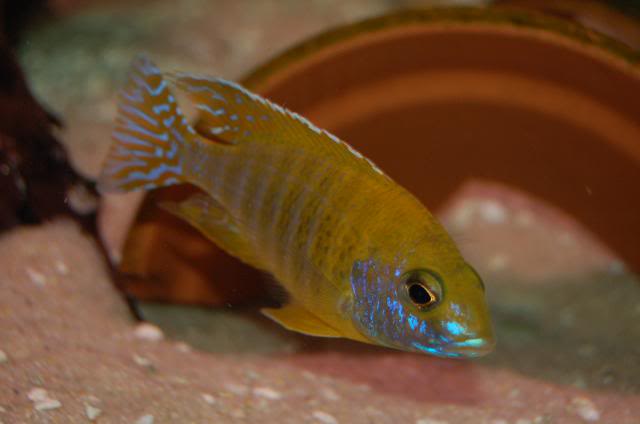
98 55 195 193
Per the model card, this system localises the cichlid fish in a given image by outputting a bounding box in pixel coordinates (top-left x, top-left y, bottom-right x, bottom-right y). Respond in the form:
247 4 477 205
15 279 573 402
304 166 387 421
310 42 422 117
99 56 495 358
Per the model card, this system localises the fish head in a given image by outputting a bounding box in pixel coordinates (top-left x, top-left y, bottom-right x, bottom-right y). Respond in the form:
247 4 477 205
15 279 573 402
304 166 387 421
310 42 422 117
349 256 494 358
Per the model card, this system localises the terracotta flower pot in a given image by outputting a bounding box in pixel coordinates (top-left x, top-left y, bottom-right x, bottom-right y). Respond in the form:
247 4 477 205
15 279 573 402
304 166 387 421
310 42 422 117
105 8 640 306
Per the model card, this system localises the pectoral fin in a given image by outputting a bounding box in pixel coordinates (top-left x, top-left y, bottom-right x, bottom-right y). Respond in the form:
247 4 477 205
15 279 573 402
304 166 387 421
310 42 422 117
160 193 263 269
261 304 341 338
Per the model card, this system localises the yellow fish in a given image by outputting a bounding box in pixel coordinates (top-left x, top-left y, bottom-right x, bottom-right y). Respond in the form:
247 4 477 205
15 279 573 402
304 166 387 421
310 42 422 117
99 56 495 358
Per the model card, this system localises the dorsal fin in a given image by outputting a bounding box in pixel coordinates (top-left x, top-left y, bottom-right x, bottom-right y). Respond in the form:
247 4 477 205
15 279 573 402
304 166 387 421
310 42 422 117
167 73 388 179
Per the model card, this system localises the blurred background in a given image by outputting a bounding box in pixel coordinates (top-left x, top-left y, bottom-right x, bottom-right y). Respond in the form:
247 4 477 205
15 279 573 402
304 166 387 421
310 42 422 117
1 1 640 423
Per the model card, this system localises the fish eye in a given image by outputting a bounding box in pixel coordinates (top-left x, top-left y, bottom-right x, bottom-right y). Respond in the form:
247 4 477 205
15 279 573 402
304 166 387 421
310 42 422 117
407 281 435 306
404 271 442 309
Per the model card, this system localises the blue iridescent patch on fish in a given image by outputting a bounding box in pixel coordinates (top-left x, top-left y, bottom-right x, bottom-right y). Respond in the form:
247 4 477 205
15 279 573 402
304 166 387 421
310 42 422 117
351 258 446 350
445 321 465 337
412 342 463 358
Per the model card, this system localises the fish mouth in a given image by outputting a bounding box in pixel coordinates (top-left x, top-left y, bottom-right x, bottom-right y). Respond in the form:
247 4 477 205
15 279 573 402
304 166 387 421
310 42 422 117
412 337 495 358
445 337 495 357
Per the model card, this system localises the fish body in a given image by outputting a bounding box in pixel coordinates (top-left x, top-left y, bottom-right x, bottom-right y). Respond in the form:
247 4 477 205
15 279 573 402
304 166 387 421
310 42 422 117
99 56 495 358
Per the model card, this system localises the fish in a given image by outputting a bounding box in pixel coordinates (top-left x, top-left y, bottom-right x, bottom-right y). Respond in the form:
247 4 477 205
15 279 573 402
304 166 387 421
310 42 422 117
98 55 495 358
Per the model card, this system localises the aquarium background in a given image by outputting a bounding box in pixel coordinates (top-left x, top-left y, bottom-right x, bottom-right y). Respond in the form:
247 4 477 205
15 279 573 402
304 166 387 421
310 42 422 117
1 0 639 423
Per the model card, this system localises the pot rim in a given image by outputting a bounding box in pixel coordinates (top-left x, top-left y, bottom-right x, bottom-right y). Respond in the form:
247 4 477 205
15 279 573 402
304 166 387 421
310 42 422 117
241 7 640 91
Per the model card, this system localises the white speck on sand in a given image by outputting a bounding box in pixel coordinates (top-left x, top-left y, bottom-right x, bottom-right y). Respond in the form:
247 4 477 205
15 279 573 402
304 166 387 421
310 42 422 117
169 376 188 385
66 183 98 215
133 354 153 368
253 386 282 400
35 399 62 411
478 200 507 224
83 395 101 403
321 387 340 401
570 396 600 421
224 383 248 396
201 393 216 405
28 388 62 412
312 410 338 424
487 253 509 271
0 350 7 364
245 370 260 380
175 342 192 353
27 388 49 402
134 322 164 342
135 414 154 424
26 268 46 287
416 418 448 424
54 260 69 275
85 404 102 421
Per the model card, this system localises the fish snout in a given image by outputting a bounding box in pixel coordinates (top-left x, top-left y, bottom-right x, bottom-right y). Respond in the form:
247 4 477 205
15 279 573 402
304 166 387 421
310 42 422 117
437 318 495 358
444 334 495 357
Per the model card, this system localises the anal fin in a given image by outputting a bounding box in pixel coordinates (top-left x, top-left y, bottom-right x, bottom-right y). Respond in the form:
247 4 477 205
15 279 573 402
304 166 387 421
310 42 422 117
160 193 263 269
262 304 341 338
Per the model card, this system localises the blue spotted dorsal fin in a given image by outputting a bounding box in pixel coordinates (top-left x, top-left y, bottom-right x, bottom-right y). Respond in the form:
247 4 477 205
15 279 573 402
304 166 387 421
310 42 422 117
98 55 196 193
167 73 386 178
